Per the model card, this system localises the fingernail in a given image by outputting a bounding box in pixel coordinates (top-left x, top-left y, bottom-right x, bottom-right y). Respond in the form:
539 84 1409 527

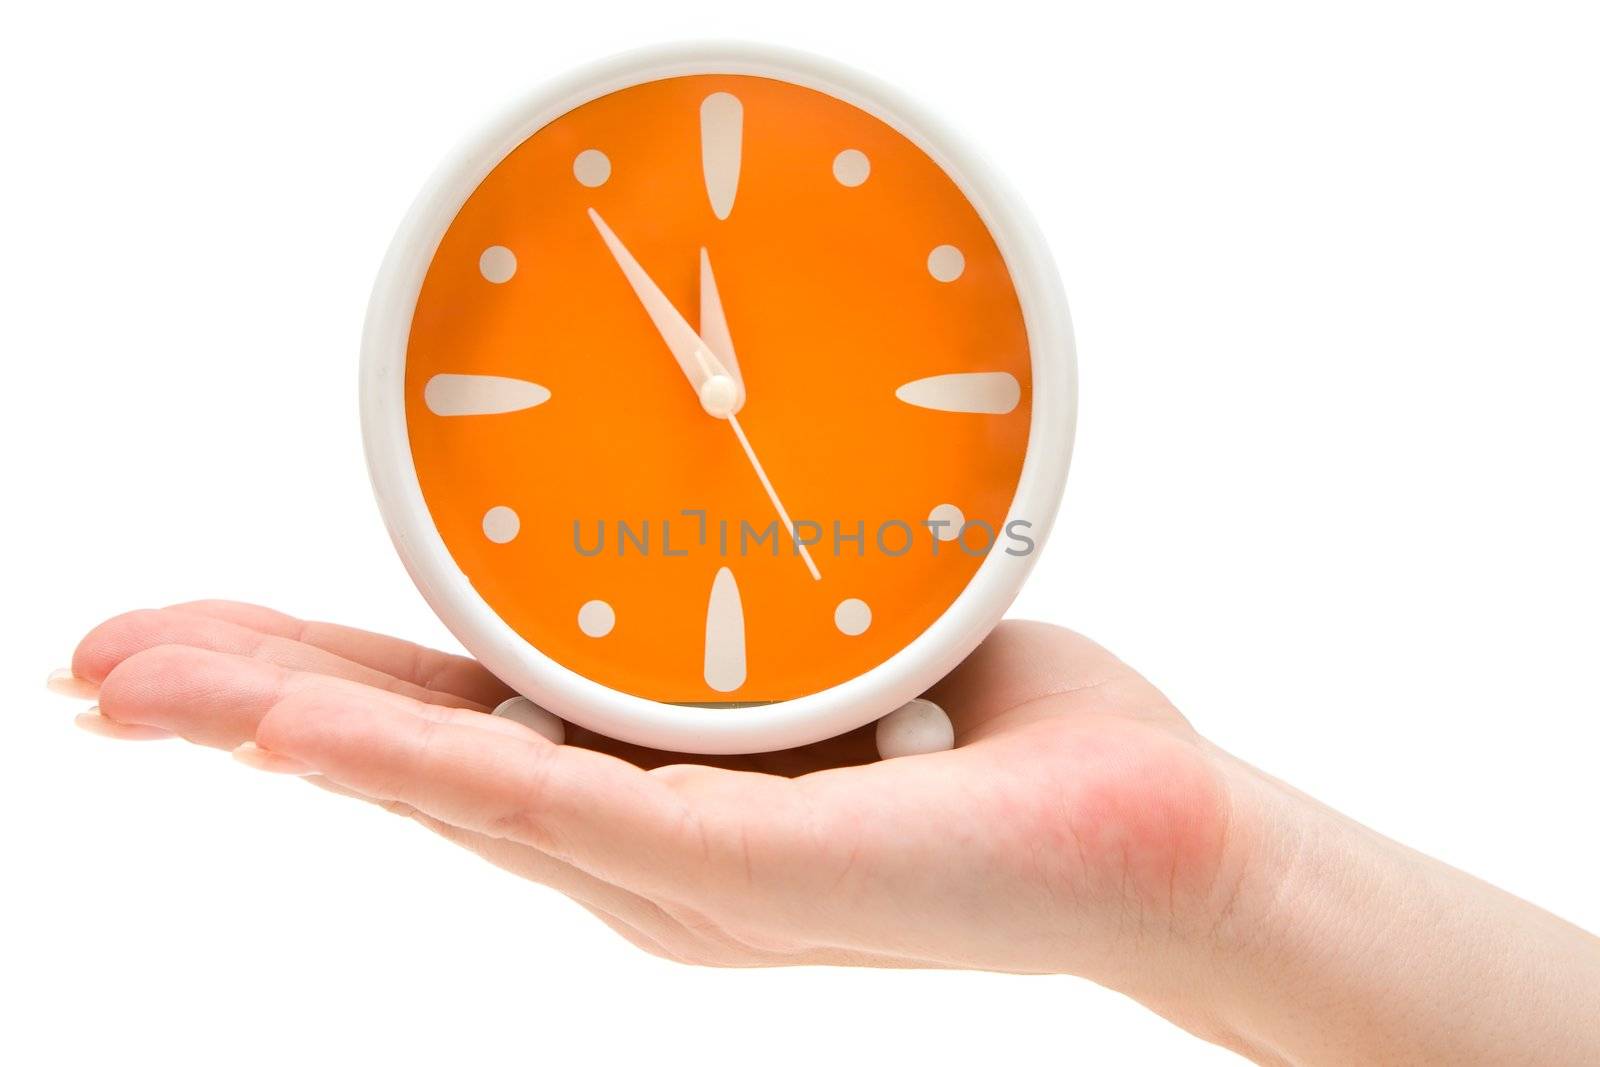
74 708 174 741
232 741 314 776
48 668 100 700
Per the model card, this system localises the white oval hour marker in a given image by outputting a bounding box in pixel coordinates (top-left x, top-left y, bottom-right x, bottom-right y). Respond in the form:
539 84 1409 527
700 92 743 220
832 148 870 187
704 567 746 692
896 372 1021 415
482 506 520 544
577 599 615 638
573 149 611 188
927 244 965 282
424 374 550 416
927 503 965 541
478 245 517 283
834 598 872 636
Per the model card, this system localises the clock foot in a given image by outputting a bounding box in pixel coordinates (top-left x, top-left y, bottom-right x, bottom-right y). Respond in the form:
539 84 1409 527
875 698 954 759
491 696 566 745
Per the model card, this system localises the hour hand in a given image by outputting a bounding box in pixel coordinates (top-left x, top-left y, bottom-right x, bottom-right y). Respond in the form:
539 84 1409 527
587 208 736 417
698 248 745 413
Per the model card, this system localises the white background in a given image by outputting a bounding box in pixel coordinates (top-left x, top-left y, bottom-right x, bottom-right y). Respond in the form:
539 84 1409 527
3 2 1597 1063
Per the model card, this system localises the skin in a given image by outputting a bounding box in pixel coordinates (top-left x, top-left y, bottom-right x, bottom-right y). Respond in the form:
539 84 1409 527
59 600 1600 1065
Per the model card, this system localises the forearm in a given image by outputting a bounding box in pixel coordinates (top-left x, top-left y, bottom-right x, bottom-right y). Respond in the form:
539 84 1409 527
1170 754 1600 1065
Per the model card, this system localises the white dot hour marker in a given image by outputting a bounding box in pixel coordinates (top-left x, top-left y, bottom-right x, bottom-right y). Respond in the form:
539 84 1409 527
424 374 551 416
478 245 516 283
896 372 1021 415
835 598 872 636
927 503 965 541
577 599 615 638
700 92 743 220
832 149 870 187
573 149 611 187
482 506 519 544
704 567 746 692
927 244 965 282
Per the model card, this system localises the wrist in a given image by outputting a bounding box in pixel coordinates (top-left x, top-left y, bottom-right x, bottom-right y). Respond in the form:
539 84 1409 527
1156 748 1600 1066
1167 754 1374 1062
1098 748 1330 1062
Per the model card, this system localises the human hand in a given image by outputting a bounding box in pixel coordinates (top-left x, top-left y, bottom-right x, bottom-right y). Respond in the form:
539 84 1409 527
55 601 1600 1065
59 600 1229 974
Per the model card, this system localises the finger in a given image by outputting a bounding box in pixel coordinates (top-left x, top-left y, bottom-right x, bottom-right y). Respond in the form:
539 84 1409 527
166 600 513 708
406 813 704 962
72 604 872 779
74 607 485 711
166 604 875 775
95 648 670 942
95 644 533 749
114 602 879 776
254 686 789 899
158 602 878 775
74 707 174 740
308 776 932 969
309 774 908 968
298 774 686 957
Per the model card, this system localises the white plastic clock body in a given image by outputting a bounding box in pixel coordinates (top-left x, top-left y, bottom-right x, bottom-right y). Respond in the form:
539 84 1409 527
361 42 1076 755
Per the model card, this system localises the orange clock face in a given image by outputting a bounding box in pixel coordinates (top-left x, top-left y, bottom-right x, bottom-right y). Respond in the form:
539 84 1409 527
405 74 1031 705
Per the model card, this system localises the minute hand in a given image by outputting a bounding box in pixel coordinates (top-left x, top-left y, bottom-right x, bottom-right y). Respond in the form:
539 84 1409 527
587 208 720 404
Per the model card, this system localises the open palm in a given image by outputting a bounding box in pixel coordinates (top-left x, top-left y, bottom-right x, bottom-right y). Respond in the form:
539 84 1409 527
65 601 1238 981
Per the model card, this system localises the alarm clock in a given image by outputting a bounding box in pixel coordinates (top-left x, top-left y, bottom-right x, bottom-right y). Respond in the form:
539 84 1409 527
360 42 1076 757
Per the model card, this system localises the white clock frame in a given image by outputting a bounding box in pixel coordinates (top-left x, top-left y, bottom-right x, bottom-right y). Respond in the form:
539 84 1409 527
360 41 1077 754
